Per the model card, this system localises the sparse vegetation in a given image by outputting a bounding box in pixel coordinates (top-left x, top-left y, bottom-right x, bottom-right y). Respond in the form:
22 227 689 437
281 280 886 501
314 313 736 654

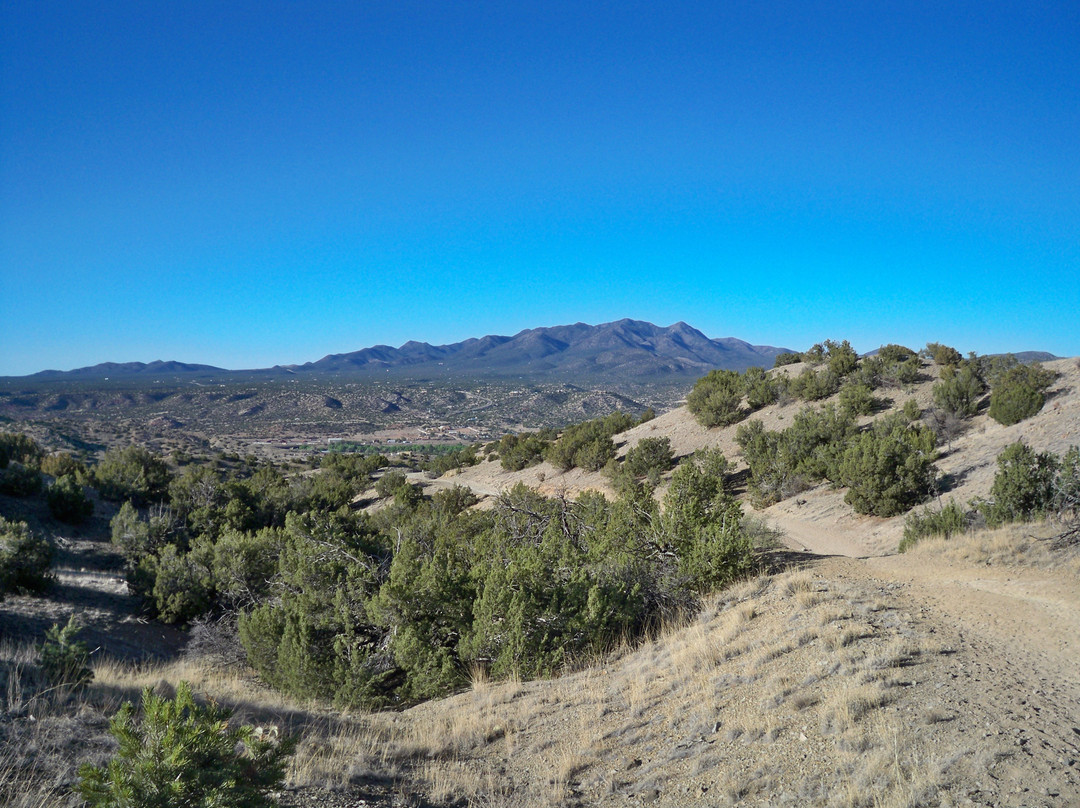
900 500 969 552
0 345 1077 808
38 615 93 691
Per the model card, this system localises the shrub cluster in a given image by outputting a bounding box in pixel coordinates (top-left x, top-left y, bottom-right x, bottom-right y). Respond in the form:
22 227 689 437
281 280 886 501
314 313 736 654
977 442 1076 527
0 516 53 597
94 446 171 506
735 405 857 506
546 412 636 471
785 340 868 402
836 413 938 517
423 444 479 476
687 366 786 427
496 430 554 471
238 465 755 707
736 404 938 516
92 425 754 709
109 451 384 624
0 432 43 469
988 363 1055 426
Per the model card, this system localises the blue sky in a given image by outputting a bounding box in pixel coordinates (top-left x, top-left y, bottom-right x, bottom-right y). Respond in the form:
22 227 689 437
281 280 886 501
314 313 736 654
2 1 1078 375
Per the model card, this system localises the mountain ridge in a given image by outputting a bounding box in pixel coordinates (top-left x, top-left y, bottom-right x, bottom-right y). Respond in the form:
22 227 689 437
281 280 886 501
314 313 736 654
20 320 794 382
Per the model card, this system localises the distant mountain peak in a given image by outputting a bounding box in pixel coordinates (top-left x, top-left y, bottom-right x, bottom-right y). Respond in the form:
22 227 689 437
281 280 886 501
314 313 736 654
14 320 794 383
301 320 792 381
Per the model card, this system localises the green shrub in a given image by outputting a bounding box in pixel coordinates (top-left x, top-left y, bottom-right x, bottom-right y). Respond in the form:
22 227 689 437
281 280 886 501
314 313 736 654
374 470 409 499
498 432 551 471
237 510 391 707
877 344 917 365
150 543 215 624
899 500 968 552
40 452 87 480
838 381 875 417
110 502 180 568
462 486 654 680
0 517 53 596
546 413 634 471
661 453 752 591
1055 446 1080 516
889 356 923 385
77 681 295 808
789 367 841 401
687 370 745 427
837 413 938 517
211 527 283 609
932 361 986 418
663 450 732 528
424 444 479 477
988 363 1055 426
0 461 43 496
825 339 859 378
979 441 1059 526
735 405 856 506
901 398 922 421
47 473 94 523
743 367 779 410
38 615 93 690
624 437 675 480
94 446 171 506
925 342 962 367
774 352 802 367
0 432 42 469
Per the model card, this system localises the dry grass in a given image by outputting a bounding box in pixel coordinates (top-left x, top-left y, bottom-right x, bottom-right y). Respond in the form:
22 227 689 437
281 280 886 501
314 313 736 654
905 520 1080 577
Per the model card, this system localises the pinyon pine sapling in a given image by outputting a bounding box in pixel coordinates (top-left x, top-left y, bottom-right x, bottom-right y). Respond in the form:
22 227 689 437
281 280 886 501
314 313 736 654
78 681 295 808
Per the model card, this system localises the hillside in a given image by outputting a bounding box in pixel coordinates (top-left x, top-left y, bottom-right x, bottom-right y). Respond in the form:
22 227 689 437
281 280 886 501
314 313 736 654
432 356 1080 557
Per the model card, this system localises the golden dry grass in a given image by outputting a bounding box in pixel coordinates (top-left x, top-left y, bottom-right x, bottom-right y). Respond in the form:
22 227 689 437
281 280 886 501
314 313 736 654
905 519 1080 577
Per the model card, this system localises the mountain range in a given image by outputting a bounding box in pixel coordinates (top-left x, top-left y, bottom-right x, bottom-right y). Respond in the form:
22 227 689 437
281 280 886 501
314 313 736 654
26 320 792 383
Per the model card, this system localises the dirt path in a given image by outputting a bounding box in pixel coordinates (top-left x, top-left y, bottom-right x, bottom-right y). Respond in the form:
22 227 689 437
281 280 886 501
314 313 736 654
0 531 187 662
813 553 1080 803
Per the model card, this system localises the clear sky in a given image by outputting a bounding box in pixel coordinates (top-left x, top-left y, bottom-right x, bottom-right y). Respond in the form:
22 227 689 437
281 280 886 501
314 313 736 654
2 1 1077 376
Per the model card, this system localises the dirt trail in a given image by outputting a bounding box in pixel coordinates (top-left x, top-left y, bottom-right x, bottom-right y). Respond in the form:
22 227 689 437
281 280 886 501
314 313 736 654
808 552 1080 803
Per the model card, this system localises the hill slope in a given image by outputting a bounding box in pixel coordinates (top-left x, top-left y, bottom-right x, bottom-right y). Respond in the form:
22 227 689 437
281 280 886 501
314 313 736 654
435 356 1080 558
